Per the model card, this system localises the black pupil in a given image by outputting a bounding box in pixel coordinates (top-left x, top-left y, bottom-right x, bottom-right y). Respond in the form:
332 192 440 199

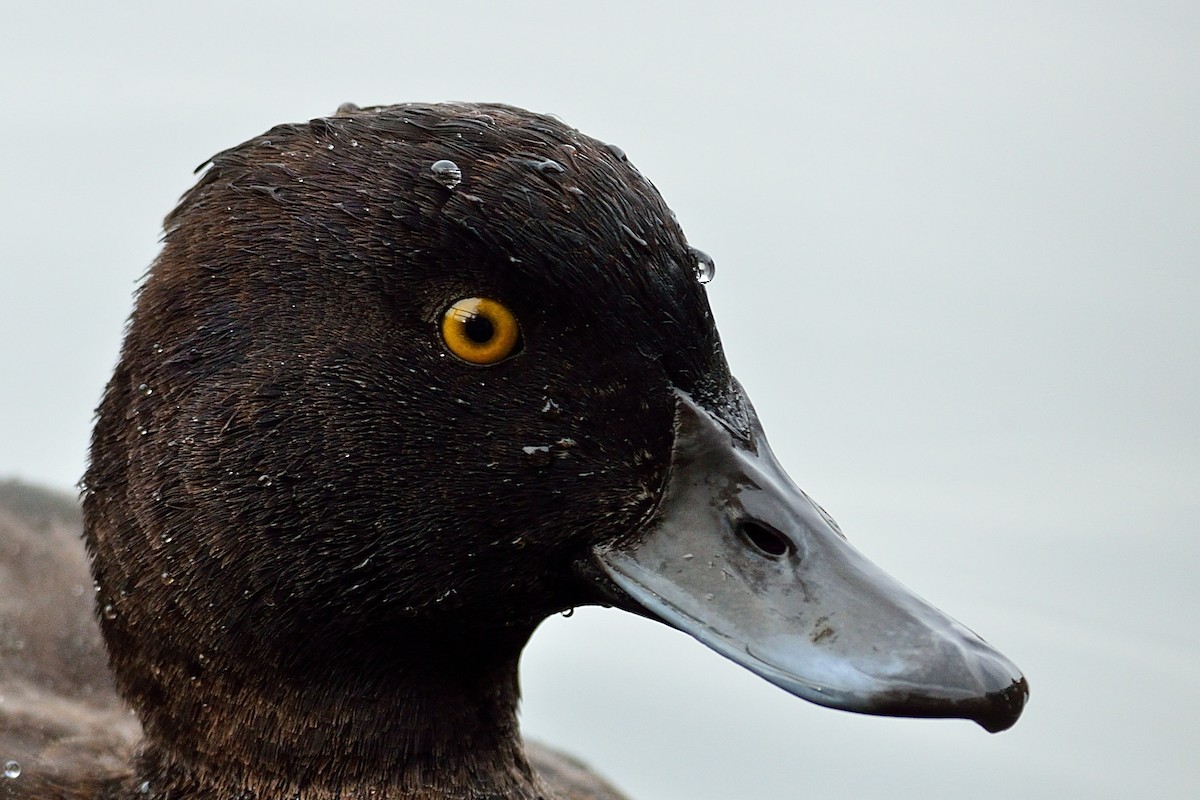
463 313 495 344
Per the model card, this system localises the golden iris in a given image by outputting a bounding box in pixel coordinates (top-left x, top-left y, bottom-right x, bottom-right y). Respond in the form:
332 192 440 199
440 297 521 365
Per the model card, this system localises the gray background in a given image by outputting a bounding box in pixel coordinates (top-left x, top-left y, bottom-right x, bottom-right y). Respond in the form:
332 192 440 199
2 2 1197 798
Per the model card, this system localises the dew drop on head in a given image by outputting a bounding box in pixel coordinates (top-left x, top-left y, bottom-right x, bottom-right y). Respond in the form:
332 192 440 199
3 761 20 779
430 159 462 189
527 157 566 175
690 247 716 284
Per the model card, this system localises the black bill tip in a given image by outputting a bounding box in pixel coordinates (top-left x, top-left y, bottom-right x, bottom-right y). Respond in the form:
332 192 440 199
864 675 1029 733
976 675 1030 733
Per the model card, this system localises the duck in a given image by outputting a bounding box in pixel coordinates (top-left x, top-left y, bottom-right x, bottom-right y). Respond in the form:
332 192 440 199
0 102 1028 800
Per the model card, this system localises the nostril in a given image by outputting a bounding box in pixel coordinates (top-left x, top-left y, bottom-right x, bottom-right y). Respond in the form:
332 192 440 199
738 521 791 558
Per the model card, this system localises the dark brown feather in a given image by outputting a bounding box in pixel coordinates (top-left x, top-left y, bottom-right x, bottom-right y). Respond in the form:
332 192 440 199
4 103 732 799
0 484 634 799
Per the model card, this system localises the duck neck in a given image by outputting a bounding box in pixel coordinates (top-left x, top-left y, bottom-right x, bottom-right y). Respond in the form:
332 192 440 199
133 623 546 800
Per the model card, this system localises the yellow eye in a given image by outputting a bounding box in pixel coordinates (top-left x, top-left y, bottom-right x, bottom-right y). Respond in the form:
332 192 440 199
440 297 521 365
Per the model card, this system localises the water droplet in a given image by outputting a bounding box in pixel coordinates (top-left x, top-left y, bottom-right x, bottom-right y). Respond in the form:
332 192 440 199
3 761 19 779
525 157 565 175
161 571 174 584
605 142 627 162
691 247 716 283
430 159 462 189
522 445 552 465
103 604 117 619
136 425 149 436
138 383 153 396
138 779 151 794
560 608 575 618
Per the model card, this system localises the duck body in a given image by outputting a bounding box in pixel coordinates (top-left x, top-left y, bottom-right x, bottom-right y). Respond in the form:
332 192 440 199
0 482 137 800
1 103 1026 800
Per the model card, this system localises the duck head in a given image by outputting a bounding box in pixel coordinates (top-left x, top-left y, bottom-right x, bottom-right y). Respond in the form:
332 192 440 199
82 103 1025 797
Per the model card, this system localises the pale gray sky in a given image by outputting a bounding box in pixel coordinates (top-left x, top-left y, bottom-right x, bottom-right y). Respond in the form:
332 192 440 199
2 2 1197 798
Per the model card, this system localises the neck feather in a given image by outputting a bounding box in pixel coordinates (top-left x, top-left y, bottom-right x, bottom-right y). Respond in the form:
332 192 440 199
126 625 547 800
